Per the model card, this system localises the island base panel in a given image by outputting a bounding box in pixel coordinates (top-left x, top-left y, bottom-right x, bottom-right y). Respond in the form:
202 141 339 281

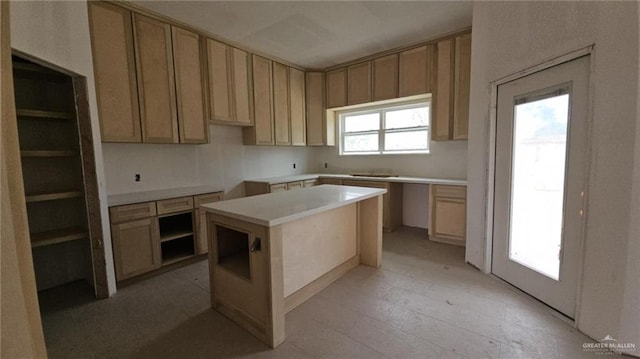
207 193 383 348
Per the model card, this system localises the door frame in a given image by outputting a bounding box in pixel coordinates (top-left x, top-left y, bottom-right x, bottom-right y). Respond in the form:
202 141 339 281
484 45 595 324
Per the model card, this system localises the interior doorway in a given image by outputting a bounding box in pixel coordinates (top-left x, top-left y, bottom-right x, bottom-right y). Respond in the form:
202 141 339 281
12 53 108 299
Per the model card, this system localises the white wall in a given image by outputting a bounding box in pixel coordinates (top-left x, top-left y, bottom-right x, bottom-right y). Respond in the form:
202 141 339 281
467 1 639 350
313 140 467 179
10 1 117 295
103 125 315 198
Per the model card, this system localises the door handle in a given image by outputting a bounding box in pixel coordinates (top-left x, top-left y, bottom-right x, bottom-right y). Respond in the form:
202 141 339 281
250 237 261 252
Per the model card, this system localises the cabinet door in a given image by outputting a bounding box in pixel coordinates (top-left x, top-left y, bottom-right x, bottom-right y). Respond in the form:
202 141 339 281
453 33 471 140
133 14 178 144
432 198 466 241
206 39 234 123
373 54 399 101
272 62 291 146
88 2 141 143
347 62 372 105
231 47 253 125
289 68 306 146
247 55 274 145
287 181 303 190
270 183 287 193
111 217 161 281
195 192 224 255
172 27 208 144
326 68 347 108
303 179 317 187
305 72 329 146
399 45 432 97
432 38 455 141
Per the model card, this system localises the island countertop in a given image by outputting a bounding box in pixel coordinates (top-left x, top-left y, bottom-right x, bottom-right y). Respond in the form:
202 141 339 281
201 184 386 227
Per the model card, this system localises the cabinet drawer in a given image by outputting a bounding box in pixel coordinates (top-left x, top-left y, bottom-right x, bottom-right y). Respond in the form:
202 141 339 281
270 183 287 193
157 196 194 215
110 202 157 224
287 181 304 190
432 185 466 199
319 178 342 185
194 192 224 207
342 180 388 189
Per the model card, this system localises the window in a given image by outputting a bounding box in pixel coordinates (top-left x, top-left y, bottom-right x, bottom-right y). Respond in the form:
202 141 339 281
339 101 430 155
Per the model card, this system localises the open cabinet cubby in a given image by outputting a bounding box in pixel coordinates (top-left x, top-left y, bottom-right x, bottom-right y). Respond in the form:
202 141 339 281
161 235 196 265
159 211 195 265
216 225 251 280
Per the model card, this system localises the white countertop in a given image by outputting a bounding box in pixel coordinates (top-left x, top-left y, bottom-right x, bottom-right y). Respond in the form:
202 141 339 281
201 185 385 227
108 185 225 207
246 173 467 186
244 174 320 184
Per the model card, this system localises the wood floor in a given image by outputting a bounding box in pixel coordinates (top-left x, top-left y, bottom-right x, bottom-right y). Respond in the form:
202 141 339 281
39 227 607 358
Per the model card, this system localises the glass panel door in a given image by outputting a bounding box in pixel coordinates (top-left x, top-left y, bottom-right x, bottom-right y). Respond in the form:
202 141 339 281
509 91 570 280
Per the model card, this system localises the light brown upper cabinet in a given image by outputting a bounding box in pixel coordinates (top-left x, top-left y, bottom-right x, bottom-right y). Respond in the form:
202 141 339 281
206 39 233 123
306 72 334 146
90 4 208 144
373 54 399 101
289 68 306 146
243 55 274 145
88 2 141 143
347 62 372 105
231 48 253 126
326 67 347 108
206 40 253 126
432 33 471 141
399 45 433 97
133 14 179 144
273 62 291 146
172 27 208 144
453 33 471 140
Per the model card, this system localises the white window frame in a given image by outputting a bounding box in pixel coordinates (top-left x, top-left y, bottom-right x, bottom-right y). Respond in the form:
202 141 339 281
338 99 431 156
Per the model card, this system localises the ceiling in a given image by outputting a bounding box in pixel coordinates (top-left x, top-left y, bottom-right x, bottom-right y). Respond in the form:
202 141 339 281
132 1 473 69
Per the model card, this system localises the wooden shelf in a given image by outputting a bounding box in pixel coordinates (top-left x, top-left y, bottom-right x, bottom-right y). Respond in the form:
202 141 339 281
31 227 88 248
160 229 194 243
219 252 250 279
161 253 194 266
25 190 83 203
21 150 78 158
16 109 74 120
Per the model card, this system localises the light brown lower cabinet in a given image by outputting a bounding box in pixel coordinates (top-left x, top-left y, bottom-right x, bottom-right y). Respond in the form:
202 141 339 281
341 180 402 232
303 179 318 187
429 185 466 246
318 178 343 185
245 179 316 196
109 191 223 282
111 217 161 281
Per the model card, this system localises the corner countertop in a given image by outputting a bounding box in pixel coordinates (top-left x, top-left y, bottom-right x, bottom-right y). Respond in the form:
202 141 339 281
201 185 385 227
245 173 467 186
108 185 225 207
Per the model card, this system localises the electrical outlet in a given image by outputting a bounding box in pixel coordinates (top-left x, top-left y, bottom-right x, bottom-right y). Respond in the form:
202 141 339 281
135 173 141 182
293 163 296 169
324 163 328 168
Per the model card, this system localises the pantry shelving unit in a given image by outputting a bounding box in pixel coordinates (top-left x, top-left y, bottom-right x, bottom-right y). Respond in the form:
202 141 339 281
12 55 106 297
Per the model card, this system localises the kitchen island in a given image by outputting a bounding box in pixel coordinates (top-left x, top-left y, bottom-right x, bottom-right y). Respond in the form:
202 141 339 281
200 185 385 348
